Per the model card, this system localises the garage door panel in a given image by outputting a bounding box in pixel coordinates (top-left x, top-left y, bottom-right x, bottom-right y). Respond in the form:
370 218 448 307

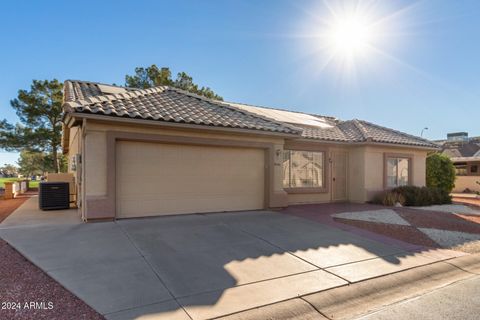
116 141 265 218
118 195 262 217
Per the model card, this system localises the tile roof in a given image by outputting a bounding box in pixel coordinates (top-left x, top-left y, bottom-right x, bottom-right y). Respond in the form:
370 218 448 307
64 80 139 102
442 142 480 158
300 119 439 148
63 80 439 149
63 80 301 135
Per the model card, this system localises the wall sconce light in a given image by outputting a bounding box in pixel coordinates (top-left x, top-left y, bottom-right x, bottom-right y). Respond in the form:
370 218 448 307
276 149 282 157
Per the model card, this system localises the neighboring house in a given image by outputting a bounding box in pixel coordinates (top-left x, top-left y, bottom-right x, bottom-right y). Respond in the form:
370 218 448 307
62 80 438 221
436 132 480 193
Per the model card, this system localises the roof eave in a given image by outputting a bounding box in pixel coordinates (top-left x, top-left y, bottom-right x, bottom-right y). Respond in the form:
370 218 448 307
289 137 439 150
68 112 302 139
450 156 480 162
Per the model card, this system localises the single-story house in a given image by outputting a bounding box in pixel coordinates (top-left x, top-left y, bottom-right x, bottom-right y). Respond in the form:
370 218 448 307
62 80 439 221
437 133 480 193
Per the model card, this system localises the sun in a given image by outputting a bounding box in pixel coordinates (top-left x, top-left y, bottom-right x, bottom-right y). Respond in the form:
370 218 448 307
327 14 374 58
293 0 408 79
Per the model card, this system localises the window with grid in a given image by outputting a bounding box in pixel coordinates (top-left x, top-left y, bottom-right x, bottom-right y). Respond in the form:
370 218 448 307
283 150 324 188
386 157 410 188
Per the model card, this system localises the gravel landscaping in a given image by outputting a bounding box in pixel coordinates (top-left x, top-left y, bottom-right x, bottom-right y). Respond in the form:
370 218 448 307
328 206 480 254
0 239 104 320
334 218 439 248
0 192 35 223
412 204 480 215
418 228 480 251
0 194 104 320
332 209 411 225
396 208 480 234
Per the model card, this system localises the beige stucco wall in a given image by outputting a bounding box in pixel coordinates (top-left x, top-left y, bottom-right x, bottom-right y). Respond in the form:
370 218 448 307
348 146 366 202
284 144 428 204
67 126 80 173
454 176 480 193
66 126 82 205
84 130 108 196
77 118 431 216
82 120 287 209
361 146 428 202
287 192 331 204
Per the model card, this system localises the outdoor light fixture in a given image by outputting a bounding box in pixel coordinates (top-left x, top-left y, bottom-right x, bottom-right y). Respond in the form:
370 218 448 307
421 127 428 137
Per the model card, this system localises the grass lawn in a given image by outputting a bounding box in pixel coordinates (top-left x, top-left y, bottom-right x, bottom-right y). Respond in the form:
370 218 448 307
0 177 39 188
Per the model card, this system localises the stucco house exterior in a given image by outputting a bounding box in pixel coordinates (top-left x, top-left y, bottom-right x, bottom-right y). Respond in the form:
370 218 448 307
62 80 438 221
436 132 480 193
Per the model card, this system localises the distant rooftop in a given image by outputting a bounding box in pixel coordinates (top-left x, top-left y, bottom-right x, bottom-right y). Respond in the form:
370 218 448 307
435 132 480 145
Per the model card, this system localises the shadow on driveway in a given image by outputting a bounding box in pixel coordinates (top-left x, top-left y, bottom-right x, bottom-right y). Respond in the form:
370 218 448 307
0 200 466 320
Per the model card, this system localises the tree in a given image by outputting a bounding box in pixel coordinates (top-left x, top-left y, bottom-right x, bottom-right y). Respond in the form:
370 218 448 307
0 164 18 177
17 150 54 177
0 79 64 172
426 153 456 192
125 65 223 100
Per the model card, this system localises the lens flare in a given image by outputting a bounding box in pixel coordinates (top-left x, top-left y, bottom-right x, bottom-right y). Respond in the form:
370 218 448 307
327 14 374 58
292 0 418 81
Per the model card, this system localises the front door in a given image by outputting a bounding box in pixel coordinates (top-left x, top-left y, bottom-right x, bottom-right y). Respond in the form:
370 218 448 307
332 151 348 201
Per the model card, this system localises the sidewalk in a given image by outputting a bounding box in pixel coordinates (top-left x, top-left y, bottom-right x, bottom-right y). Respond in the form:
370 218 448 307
219 253 480 320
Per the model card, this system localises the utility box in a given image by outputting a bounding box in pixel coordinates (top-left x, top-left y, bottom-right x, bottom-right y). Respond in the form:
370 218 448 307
46 172 76 205
39 182 70 210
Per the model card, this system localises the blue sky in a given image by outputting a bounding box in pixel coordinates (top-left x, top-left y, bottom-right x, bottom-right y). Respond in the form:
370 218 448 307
1 0 479 165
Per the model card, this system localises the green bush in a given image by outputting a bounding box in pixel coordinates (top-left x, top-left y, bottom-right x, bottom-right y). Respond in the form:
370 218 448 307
430 188 452 204
391 185 451 206
392 186 417 206
426 153 456 193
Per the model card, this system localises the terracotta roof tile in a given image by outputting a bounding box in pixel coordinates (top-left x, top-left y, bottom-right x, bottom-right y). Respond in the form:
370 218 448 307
63 80 439 148
63 80 300 135
300 120 438 148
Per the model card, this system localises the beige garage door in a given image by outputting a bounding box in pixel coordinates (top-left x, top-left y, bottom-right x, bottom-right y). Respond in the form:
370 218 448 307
116 141 265 218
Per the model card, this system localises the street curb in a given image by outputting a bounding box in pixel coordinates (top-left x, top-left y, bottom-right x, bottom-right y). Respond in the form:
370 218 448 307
217 254 480 320
444 253 480 275
218 298 328 320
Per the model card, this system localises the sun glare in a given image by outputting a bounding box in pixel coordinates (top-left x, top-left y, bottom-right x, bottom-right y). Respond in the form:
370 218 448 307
294 0 413 80
327 14 374 57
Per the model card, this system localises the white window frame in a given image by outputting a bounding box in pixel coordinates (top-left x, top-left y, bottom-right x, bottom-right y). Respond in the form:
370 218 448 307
283 149 327 192
384 154 412 188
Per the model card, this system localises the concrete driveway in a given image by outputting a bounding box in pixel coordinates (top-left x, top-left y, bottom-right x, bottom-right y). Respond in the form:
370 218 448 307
0 197 463 320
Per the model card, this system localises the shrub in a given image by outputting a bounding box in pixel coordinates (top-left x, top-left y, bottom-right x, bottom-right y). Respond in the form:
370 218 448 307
381 191 406 206
391 186 417 206
370 192 386 205
392 185 451 206
426 153 456 193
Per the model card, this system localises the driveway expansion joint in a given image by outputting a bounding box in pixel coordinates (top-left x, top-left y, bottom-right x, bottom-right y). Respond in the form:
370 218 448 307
301 258 476 320
173 269 325 300
115 221 194 320
102 299 179 318
214 254 480 320
221 219 357 284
